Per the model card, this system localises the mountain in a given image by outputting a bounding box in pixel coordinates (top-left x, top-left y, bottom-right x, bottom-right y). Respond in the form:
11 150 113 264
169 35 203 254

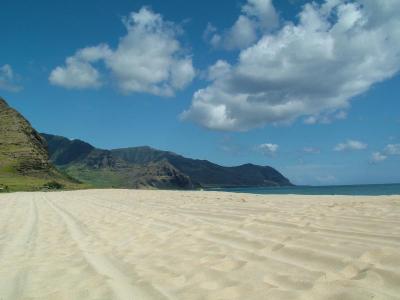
0 98 80 191
42 133 198 189
0 97 292 191
42 133 293 189
110 147 292 187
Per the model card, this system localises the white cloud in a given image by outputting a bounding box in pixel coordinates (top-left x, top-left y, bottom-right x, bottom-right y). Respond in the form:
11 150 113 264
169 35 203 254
184 0 400 131
105 8 195 96
334 139 367 151
384 144 400 155
225 16 258 50
369 143 400 164
258 143 279 155
0 64 22 92
335 110 348 120
206 0 278 50
76 44 113 62
370 152 387 163
49 7 195 96
304 110 347 124
303 116 320 125
207 60 232 81
242 0 279 30
303 147 320 154
49 45 111 89
49 60 101 89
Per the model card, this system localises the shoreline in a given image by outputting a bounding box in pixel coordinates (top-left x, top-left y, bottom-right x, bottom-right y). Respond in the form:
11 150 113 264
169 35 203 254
4 187 400 197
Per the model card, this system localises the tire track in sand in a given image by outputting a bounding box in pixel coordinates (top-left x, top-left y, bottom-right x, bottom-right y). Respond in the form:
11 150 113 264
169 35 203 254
0 195 38 300
46 198 156 300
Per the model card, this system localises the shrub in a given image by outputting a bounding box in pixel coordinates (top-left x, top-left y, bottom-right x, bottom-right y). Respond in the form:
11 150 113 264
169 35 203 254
43 181 64 190
0 184 9 192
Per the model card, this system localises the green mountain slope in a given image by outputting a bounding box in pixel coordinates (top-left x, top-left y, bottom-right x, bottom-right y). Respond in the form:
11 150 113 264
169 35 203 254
42 133 293 189
0 98 81 191
42 134 197 189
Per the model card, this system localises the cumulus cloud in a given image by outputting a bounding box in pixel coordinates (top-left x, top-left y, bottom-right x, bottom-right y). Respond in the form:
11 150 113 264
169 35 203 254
49 7 195 96
242 0 279 30
49 45 111 89
258 143 279 156
206 60 232 81
334 139 367 151
106 8 195 95
184 0 400 131
0 64 22 92
206 0 278 50
370 152 387 163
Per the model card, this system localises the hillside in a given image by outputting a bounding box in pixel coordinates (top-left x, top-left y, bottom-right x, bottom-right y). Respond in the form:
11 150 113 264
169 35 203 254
0 98 81 191
42 133 292 189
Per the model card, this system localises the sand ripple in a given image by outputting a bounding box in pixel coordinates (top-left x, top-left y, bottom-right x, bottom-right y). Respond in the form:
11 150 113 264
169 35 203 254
0 190 399 299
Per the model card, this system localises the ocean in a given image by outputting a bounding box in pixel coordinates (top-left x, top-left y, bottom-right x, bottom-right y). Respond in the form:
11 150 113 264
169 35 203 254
212 183 400 196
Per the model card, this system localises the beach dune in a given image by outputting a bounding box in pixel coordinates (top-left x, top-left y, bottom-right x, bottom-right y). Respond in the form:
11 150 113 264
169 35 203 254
0 189 399 299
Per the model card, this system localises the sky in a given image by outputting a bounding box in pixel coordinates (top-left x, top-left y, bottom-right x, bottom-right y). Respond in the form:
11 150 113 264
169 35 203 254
1 0 400 186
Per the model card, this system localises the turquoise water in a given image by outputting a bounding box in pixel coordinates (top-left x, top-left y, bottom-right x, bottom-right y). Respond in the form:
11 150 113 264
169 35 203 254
212 183 400 196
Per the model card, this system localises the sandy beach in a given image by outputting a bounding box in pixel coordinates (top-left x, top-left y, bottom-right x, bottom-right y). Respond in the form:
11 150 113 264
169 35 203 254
0 190 399 300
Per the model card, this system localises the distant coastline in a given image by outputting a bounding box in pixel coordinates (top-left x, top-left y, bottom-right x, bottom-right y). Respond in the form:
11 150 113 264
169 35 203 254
210 183 400 196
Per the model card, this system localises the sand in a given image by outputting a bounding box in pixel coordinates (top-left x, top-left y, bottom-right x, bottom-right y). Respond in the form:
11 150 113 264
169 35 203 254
0 190 399 300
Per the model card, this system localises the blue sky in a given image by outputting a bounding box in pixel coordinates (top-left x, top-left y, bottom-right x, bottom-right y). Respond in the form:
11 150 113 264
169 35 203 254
1 0 399 185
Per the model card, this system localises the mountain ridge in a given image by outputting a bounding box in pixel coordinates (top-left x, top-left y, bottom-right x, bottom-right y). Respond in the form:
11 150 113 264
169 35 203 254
0 97 292 191
42 133 293 189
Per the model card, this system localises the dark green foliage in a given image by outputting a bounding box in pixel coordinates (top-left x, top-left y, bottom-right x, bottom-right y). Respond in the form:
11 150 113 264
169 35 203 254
0 184 9 192
43 181 64 190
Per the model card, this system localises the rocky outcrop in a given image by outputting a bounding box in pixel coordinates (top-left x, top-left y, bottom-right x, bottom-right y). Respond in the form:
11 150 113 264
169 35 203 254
0 98 52 174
